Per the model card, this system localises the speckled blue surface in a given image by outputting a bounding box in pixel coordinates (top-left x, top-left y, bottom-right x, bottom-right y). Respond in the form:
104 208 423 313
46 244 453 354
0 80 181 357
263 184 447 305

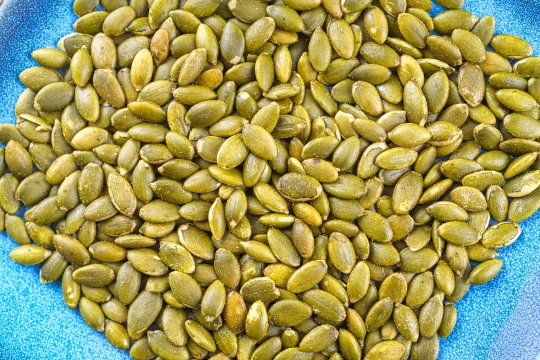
0 1 130 359
1 0 540 359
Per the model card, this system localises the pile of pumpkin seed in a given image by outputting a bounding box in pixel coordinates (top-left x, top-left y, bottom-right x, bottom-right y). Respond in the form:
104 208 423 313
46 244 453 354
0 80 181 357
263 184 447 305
2 0 540 358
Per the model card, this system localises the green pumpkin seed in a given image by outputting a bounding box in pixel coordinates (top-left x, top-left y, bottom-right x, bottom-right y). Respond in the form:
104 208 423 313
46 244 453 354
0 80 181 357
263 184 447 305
19 66 63 92
486 185 509 222
418 296 444 338
200 280 226 321
10 244 51 265
127 290 163 339
365 297 394 332
375 147 418 170
107 172 137 216
491 34 533 60
53 234 90 265
79 297 106 332
301 289 346 323
405 271 434 309
365 6 388 45
352 81 384 117
468 259 503 284
299 324 339 353
398 13 428 49
72 263 116 288
40 251 69 284
93 69 126 108
244 300 269 342
426 35 462 67
393 304 419 343
364 340 405 360
481 222 522 248
496 89 538 112
399 248 439 273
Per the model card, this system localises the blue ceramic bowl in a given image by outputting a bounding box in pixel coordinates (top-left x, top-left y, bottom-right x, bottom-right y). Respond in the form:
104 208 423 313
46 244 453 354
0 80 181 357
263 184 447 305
1 1 540 359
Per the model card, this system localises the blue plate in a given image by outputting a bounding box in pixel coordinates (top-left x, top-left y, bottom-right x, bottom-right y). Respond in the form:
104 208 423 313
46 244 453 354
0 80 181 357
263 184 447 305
1 1 540 359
